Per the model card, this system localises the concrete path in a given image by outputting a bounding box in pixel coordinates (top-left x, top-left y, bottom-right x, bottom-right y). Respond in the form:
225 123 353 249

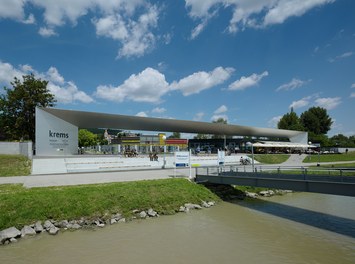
0 168 194 188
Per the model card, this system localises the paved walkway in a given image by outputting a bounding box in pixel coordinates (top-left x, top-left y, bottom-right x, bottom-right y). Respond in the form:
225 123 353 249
0 168 194 188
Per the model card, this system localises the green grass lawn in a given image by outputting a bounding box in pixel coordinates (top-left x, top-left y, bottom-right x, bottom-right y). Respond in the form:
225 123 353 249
303 151 355 163
0 178 220 230
0 155 31 177
252 154 290 164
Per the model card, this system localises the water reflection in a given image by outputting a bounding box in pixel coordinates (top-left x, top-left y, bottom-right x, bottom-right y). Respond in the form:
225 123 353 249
235 194 355 238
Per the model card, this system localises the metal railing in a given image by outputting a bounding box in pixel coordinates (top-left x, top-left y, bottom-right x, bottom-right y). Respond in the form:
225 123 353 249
195 165 355 184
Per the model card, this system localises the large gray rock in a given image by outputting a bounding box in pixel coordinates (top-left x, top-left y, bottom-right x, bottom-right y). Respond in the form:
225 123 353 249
201 201 211 208
179 206 187 212
118 218 126 223
0 227 21 244
57 220 69 228
94 220 105 228
207 201 215 206
147 208 157 217
259 190 273 197
48 226 59 235
34 221 44 233
9 237 18 243
112 213 123 221
139 211 147 219
184 203 202 210
69 223 81 230
21 225 36 237
245 191 258 199
44 220 55 230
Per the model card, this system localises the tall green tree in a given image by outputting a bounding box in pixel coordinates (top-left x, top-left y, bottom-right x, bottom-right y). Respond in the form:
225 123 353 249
330 134 355 147
0 74 56 142
169 132 181 139
277 108 304 131
78 129 98 147
300 107 332 135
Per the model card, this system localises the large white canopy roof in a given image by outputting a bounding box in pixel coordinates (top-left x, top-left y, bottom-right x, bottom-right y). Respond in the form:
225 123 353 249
253 141 317 148
40 108 307 142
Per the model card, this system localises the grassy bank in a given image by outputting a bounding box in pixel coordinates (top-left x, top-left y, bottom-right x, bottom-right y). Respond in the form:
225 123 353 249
252 154 290 164
0 155 31 177
303 151 355 163
0 179 220 230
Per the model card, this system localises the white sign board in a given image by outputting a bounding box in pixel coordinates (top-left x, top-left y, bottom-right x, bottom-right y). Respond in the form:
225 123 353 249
36 108 78 156
175 151 190 167
218 150 225 165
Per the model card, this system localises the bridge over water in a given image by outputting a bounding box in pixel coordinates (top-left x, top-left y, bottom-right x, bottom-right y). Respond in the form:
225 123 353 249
195 165 355 197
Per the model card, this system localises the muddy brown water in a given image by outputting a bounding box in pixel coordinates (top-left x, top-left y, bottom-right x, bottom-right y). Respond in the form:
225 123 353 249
1 193 355 264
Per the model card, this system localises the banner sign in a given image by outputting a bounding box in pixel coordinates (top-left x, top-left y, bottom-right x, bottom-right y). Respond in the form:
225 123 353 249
218 150 225 165
175 151 190 167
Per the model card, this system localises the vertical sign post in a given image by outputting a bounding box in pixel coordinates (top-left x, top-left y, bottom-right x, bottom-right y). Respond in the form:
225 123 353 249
174 151 190 178
218 149 225 166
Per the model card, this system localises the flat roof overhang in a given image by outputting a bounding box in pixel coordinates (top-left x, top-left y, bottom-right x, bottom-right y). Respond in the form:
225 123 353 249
40 107 305 140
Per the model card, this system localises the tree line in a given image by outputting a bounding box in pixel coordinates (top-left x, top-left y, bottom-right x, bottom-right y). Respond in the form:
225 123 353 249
278 107 355 147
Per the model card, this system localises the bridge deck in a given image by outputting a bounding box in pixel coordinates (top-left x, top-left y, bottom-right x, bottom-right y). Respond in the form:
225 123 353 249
195 166 355 197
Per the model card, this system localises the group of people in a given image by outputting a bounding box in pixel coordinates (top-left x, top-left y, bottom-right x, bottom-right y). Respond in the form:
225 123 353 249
240 156 251 165
149 152 159 161
123 149 138 157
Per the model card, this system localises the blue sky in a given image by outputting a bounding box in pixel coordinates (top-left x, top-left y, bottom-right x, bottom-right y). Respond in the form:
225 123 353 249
0 0 354 137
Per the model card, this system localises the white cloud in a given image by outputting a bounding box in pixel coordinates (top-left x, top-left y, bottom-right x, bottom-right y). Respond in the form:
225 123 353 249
228 71 268 91
95 67 169 103
95 66 235 104
276 78 308 91
214 105 228 114
263 0 335 26
0 60 24 84
351 83 355 88
170 67 234 96
0 0 160 58
211 105 228 122
0 60 93 104
38 27 57 37
93 4 159 58
351 92 355 98
48 81 94 104
193 112 204 121
315 97 341 110
152 107 166 114
191 20 208 39
46 67 65 84
185 0 334 36
329 51 354 62
289 96 312 109
136 111 148 117
0 0 27 20
268 115 282 128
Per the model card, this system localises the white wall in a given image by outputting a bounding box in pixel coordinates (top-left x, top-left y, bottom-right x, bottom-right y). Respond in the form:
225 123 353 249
36 108 78 156
0 141 33 159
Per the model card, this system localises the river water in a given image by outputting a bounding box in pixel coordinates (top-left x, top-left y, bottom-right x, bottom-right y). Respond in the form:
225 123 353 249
1 193 355 264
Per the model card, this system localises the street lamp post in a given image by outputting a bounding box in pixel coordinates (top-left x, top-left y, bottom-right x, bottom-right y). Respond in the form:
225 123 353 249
162 135 167 169
308 141 312 162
